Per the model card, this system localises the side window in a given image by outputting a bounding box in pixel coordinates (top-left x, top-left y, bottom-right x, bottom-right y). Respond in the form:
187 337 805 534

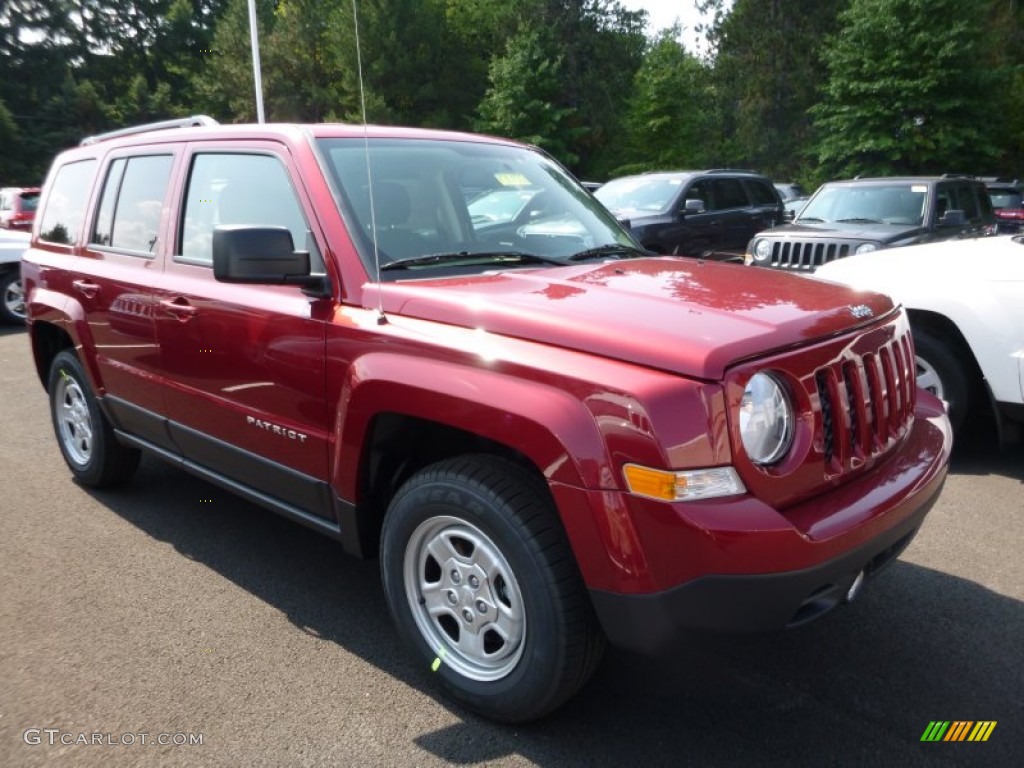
711 178 749 210
38 160 98 245
685 180 712 210
934 185 952 220
745 180 778 206
955 184 980 220
179 153 309 266
90 155 173 253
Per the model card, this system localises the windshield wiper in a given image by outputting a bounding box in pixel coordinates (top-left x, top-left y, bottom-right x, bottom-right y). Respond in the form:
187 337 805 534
796 216 824 222
836 217 883 224
566 244 649 262
379 250 568 271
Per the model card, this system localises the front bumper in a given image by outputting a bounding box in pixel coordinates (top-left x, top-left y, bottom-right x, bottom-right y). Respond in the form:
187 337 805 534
589 484 937 653
563 394 951 654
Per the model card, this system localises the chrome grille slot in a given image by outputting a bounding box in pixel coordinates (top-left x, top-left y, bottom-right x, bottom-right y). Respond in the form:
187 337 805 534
813 328 915 475
767 239 855 270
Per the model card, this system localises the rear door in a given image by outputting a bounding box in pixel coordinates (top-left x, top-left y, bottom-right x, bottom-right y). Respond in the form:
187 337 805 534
710 177 756 253
76 152 177 444
154 143 334 519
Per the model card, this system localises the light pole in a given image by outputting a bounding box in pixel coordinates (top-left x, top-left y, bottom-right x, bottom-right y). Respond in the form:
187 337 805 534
247 0 266 123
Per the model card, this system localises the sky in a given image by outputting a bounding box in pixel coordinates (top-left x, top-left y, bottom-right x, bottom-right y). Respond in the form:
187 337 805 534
620 0 731 52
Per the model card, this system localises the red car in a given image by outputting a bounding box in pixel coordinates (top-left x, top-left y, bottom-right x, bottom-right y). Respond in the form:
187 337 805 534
0 186 40 231
986 181 1024 233
23 117 951 722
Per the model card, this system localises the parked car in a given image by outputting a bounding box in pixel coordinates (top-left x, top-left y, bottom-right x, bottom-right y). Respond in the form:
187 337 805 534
773 182 807 202
0 228 29 323
0 187 41 231
814 235 1024 439
985 180 1024 234
594 169 784 260
747 175 997 270
23 117 951 722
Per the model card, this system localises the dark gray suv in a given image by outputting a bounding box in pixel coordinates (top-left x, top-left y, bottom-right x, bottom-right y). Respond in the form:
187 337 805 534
594 169 783 260
746 175 996 271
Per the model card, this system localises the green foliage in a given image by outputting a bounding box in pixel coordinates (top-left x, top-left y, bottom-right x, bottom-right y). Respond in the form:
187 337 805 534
710 0 847 183
812 0 1008 177
475 28 581 164
617 27 719 174
3 0 1024 186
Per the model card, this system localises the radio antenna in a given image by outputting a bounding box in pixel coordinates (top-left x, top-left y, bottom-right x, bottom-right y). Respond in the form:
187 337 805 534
351 0 386 324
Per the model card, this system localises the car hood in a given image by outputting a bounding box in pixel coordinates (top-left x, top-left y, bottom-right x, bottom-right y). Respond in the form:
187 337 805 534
760 221 925 243
370 258 894 380
0 229 30 264
815 235 1024 286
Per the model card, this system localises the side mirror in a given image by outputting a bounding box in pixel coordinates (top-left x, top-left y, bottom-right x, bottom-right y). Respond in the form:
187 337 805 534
682 198 706 215
938 209 966 227
212 225 321 286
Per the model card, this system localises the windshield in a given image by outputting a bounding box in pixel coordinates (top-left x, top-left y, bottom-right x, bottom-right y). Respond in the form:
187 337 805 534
20 192 40 212
593 177 681 213
798 183 927 225
988 189 1022 210
468 187 542 225
315 138 634 277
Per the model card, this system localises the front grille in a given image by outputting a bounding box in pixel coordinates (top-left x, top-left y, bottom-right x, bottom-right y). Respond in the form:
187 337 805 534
763 239 852 270
814 329 916 473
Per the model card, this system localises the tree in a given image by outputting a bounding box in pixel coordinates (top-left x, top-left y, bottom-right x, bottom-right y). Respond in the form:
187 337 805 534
812 0 1008 177
708 0 846 182
617 27 719 175
475 27 580 164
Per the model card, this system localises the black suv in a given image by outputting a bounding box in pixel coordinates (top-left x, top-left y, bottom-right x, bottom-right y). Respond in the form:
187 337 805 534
594 169 783 259
746 175 996 271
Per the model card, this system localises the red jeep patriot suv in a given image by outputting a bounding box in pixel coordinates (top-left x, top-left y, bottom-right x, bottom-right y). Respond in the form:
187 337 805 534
23 117 951 722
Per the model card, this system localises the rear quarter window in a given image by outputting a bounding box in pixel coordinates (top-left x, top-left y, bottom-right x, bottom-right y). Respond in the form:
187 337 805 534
38 160 98 245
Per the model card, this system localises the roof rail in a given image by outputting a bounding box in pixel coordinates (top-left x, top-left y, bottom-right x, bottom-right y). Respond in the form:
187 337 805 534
80 115 219 146
939 173 976 180
704 168 759 175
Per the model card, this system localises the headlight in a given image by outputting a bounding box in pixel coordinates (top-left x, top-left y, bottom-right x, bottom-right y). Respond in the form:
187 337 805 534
739 372 794 464
752 239 772 262
854 243 878 254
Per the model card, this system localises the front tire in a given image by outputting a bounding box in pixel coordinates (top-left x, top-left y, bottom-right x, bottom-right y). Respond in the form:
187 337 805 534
913 328 972 433
380 455 604 722
48 350 140 487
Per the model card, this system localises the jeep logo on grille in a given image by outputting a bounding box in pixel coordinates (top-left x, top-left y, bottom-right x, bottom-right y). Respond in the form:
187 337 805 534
849 304 873 319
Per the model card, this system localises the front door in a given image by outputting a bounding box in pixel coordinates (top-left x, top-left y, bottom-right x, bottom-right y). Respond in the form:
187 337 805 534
154 145 333 518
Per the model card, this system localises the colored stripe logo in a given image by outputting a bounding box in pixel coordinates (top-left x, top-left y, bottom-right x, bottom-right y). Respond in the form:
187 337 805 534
921 721 997 742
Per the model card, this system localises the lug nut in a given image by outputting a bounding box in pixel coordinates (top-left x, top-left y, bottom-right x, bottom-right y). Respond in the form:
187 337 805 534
476 600 488 614
447 590 458 605
450 570 461 584
468 575 480 588
462 609 474 623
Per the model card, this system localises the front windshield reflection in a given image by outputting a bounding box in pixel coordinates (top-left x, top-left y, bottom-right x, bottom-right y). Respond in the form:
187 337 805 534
316 138 635 277
799 184 926 226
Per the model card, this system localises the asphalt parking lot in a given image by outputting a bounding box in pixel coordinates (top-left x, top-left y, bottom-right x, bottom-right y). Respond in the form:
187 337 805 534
1 324 1021 768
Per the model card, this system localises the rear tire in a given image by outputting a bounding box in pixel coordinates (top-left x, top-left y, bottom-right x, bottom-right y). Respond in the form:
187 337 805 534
48 350 140 487
380 455 604 722
913 328 972 433
0 269 25 325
